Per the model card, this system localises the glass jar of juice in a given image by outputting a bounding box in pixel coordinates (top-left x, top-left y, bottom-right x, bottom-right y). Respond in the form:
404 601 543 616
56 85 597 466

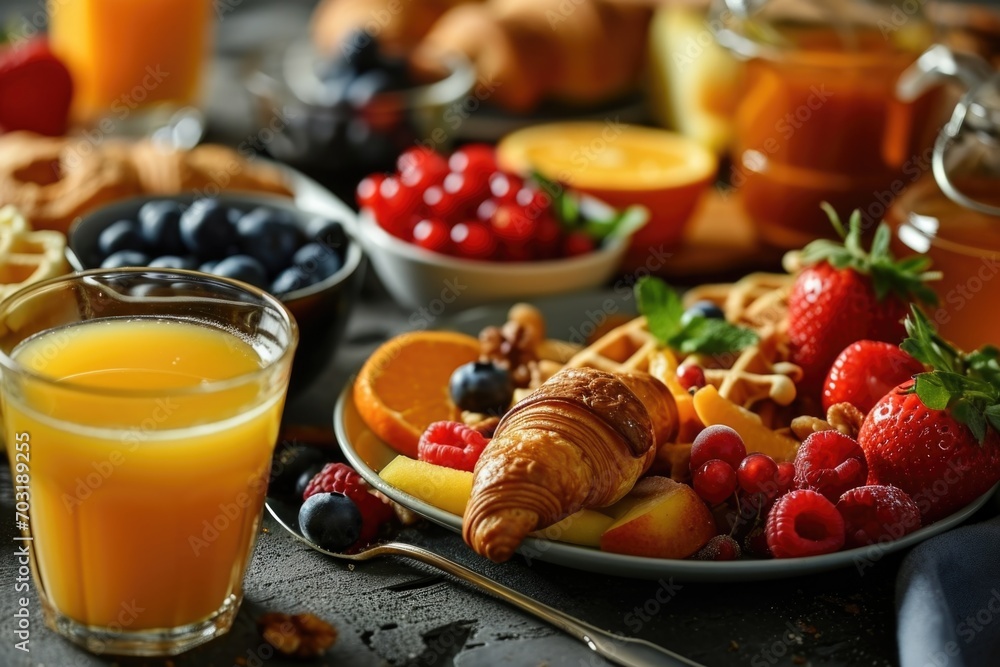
888 55 1000 351
712 0 944 249
48 0 214 125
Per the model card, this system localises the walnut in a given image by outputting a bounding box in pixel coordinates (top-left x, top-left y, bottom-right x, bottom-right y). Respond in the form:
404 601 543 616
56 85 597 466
826 402 865 438
789 403 865 441
258 612 337 658
479 321 538 388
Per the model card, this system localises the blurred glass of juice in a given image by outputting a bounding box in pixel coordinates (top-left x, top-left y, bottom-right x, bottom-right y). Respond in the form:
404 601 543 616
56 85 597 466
48 0 214 124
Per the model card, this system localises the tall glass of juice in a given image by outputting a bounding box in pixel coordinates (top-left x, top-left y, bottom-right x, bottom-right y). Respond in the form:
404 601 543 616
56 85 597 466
48 0 214 125
712 0 943 248
0 269 298 656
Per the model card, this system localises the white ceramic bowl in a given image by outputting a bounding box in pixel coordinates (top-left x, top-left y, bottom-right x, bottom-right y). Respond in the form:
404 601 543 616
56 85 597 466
356 209 630 312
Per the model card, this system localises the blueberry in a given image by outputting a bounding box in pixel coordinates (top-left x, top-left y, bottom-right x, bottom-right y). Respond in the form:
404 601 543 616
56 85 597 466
138 201 185 255
295 463 326 499
271 266 311 296
226 207 246 226
293 242 343 281
378 54 413 90
148 255 197 270
449 361 514 416
179 199 239 260
298 492 362 552
681 300 726 325
211 255 269 289
307 217 348 251
98 220 146 258
199 260 219 273
235 207 306 276
101 250 150 269
270 445 329 497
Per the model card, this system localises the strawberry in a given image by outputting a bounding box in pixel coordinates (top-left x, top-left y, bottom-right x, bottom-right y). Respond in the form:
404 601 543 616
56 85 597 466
822 341 925 414
0 37 74 136
857 308 1000 523
787 205 938 399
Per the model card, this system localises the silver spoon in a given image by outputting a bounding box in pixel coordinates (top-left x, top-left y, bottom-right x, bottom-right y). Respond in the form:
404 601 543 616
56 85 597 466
265 497 705 667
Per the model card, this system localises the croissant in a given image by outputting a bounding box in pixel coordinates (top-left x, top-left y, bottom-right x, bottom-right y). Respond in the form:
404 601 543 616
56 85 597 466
463 367 678 562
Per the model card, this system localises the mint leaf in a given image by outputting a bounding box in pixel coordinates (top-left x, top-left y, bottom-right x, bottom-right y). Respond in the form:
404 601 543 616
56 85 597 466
635 277 684 343
669 318 759 355
636 277 758 355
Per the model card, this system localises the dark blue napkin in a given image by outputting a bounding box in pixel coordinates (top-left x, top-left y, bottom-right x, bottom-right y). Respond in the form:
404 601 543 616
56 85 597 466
897 513 1000 667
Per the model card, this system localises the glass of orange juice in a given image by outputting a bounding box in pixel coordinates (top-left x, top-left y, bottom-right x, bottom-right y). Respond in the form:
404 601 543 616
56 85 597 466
0 269 298 656
48 0 214 126
712 0 943 249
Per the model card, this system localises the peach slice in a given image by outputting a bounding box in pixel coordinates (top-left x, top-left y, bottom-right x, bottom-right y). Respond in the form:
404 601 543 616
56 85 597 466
692 385 799 462
599 476 716 559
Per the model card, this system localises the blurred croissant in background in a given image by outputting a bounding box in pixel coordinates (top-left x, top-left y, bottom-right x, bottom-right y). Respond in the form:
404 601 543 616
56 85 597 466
311 0 652 112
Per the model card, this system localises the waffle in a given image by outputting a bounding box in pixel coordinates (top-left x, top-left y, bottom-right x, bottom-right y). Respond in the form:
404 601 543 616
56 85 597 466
563 316 658 374
0 206 70 302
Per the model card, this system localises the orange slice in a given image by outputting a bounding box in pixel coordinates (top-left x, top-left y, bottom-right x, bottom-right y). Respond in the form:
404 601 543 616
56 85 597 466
353 331 482 458
497 123 717 258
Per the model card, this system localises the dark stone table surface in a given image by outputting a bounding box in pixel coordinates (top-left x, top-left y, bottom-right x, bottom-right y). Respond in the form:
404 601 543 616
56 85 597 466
2 290 998 667
1 1 999 665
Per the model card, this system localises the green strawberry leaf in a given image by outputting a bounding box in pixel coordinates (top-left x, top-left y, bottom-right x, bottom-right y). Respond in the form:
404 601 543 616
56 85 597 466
985 405 1000 434
913 372 953 410
635 277 758 355
954 399 988 444
902 306 1000 442
800 205 940 306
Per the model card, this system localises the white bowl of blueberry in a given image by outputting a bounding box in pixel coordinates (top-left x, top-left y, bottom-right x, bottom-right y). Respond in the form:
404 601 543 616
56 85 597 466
66 194 364 390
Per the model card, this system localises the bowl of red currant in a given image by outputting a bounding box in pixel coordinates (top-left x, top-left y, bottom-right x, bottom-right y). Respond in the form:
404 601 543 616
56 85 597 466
355 144 647 311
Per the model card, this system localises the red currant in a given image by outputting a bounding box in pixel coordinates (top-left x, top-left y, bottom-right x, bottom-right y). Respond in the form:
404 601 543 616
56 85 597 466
514 186 552 216
398 148 449 191
411 218 451 254
775 462 796 496
562 231 595 257
737 453 780 496
356 174 385 210
377 176 420 233
488 172 524 203
490 204 534 245
476 198 499 222
450 222 497 260
534 215 562 259
693 459 738 505
677 364 706 391
448 144 496 177
443 172 486 218
690 425 747 472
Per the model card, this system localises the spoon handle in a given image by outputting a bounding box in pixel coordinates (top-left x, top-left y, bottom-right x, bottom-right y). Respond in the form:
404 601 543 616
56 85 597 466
378 541 705 667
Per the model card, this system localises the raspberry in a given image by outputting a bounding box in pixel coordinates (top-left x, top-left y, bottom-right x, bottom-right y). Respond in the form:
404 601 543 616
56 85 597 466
418 421 489 472
303 463 394 550
793 430 868 502
766 489 845 558
836 485 921 549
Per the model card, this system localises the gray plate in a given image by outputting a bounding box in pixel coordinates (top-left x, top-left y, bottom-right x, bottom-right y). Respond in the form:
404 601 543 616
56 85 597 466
333 294 998 582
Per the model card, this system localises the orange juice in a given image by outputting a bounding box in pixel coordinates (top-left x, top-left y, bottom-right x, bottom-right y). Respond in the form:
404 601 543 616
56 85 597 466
48 0 213 123
733 26 941 248
889 178 1000 352
4 318 283 630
